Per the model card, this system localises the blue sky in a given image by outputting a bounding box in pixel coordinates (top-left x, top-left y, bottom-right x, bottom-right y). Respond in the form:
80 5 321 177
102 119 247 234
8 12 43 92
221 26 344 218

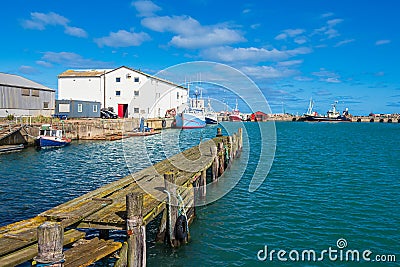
1 0 399 115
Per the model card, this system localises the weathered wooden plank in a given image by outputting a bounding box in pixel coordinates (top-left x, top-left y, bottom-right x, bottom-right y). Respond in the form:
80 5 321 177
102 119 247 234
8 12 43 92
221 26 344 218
64 238 122 267
0 217 47 257
0 229 85 267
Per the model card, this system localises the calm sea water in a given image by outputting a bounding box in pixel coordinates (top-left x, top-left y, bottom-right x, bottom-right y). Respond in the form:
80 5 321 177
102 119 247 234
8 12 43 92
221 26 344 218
0 122 399 266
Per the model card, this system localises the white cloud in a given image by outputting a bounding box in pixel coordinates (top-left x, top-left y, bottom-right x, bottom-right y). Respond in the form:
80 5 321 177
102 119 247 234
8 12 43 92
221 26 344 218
294 36 308 44
64 26 88 38
250 23 261 29
312 18 343 40
375 39 391 46
41 52 112 68
321 12 334 18
22 12 69 29
325 77 341 83
242 9 251 14
171 28 244 49
241 65 299 79
327 19 343 27
275 28 305 40
312 68 341 83
277 60 303 67
19 65 39 75
22 12 87 38
132 0 161 17
201 46 312 62
275 33 287 40
141 15 245 49
36 60 53 68
95 30 150 47
335 39 355 47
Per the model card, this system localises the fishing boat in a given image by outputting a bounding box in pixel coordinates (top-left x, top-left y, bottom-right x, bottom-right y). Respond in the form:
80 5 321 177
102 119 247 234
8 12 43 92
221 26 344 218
204 99 218 124
174 90 206 129
303 99 351 122
35 124 71 148
229 100 242 122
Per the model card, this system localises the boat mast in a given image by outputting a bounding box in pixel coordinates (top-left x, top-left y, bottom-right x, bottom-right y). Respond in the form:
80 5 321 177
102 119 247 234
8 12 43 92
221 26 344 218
306 98 314 115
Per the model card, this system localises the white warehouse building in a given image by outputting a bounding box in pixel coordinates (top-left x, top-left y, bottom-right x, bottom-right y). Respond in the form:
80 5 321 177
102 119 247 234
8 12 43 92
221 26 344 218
58 66 188 118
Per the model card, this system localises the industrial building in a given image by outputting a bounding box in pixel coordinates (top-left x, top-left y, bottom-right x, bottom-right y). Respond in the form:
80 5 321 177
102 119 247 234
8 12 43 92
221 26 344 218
58 66 188 119
0 72 55 117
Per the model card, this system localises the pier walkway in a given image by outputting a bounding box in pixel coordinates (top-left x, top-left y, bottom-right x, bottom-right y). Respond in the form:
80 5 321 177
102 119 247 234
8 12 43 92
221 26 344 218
0 128 242 266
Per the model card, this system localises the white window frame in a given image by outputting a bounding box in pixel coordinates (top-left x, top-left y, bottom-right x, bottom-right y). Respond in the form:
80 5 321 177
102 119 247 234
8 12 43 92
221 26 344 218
93 105 98 113
77 104 83 113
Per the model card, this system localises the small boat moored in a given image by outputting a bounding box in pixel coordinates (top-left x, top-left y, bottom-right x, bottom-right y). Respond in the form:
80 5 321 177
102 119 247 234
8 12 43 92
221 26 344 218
36 124 71 148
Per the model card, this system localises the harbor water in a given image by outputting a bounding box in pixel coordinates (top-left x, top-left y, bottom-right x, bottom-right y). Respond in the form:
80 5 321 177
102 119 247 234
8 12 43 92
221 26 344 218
0 122 399 266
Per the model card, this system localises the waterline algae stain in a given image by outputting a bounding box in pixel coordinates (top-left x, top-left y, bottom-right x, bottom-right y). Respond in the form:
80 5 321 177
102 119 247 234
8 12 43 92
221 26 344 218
0 122 399 266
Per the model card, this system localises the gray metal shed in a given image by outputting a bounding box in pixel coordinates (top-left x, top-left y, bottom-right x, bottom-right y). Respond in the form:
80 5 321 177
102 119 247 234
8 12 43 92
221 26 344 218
0 72 55 117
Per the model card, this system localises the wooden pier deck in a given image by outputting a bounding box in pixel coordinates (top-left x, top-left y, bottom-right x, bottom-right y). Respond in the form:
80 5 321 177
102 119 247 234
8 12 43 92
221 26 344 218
0 128 242 266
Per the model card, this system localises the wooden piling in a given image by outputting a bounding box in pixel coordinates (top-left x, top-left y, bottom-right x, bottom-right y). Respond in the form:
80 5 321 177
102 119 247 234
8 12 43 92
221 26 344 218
126 193 146 267
210 146 218 181
218 142 225 176
155 209 167 244
201 170 207 198
216 128 223 137
227 136 233 165
238 128 243 151
164 172 179 247
34 222 64 266
232 133 237 158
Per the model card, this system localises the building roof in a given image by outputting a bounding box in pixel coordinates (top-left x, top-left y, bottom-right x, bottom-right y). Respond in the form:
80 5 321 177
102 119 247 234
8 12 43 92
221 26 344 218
58 66 187 90
253 111 269 115
0 72 54 91
58 69 112 78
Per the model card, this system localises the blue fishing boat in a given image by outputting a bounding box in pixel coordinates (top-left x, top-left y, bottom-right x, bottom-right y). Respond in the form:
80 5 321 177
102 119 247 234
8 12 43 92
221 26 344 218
35 124 71 148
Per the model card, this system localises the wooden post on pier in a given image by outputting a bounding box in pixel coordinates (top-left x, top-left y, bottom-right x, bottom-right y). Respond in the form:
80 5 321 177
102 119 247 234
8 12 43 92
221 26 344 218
126 193 146 267
201 169 207 197
218 142 225 176
233 133 238 158
210 145 218 181
227 136 233 166
238 128 243 152
216 127 223 137
156 209 168 243
34 222 64 266
164 172 179 247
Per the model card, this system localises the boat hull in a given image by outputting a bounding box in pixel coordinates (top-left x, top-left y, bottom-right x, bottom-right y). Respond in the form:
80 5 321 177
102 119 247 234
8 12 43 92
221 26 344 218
205 115 218 124
36 136 71 148
175 112 206 129
229 115 242 122
304 115 351 122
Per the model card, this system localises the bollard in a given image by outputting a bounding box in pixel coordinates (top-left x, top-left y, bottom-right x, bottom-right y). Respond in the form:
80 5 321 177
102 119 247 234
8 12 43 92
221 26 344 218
34 222 64 266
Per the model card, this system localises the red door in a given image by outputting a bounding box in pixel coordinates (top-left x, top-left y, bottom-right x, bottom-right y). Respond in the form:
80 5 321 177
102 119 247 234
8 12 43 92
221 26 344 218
118 104 124 118
118 104 128 118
